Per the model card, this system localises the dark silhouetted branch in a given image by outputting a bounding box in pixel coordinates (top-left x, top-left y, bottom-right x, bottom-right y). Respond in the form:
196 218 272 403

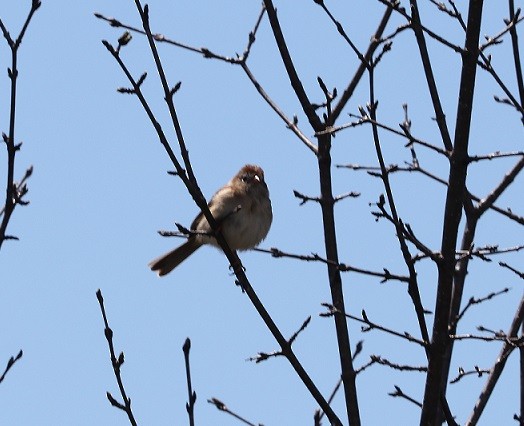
0 350 22 384
0 0 40 249
207 398 261 426
467 295 524 424
183 338 196 426
96 290 138 426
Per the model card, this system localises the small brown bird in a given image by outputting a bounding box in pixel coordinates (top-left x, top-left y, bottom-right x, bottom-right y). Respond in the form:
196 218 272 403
149 164 272 276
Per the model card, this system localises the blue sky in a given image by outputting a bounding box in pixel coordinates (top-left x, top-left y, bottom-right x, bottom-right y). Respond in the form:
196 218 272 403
0 1 522 425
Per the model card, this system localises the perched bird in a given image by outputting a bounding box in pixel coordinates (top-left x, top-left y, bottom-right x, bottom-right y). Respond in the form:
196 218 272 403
149 164 272 276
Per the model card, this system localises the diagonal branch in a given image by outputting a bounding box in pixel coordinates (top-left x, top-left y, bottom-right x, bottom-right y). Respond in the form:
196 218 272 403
0 350 23 384
408 0 454 152
207 398 260 426
263 0 322 131
477 156 524 216
466 295 524 425
95 8 318 154
330 6 393 124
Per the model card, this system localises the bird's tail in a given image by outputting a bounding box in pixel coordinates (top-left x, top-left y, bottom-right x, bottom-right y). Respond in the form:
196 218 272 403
149 239 201 276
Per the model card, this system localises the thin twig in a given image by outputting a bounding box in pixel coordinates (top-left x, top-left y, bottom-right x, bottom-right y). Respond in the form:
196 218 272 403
321 304 428 348
500 262 524 279
330 6 394 124
453 288 510 327
183 338 196 426
96 290 138 426
388 385 422 408
96 8 318 154
247 316 312 363
340 148 524 226
255 246 409 283
450 365 490 384
0 0 40 249
207 398 261 426
313 0 366 65
0 350 23 384
467 295 524 424
469 150 524 163
370 354 427 372
293 190 321 205
507 0 524 121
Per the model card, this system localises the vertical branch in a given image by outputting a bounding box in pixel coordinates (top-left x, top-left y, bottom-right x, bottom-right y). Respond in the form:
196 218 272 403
421 2 485 424
436 203 478 422
317 132 361 426
0 34 19 249
0 0 40 249
183 338 196 426
262 1 361 423
408 0 453 152
521 320 524 426
96 290 138 426
368 66 456 426
367 71 430 348
440 155 524 423
508 0 524 119
0 0 39 390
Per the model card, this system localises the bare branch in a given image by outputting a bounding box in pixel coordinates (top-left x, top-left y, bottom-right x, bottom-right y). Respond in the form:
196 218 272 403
469 150 524 163
476 156 524 216
255 246 409 283
293 190 321 206
207 398 261 426
453 288 510 327
370 355 427 372
0 1 40 249
507 1 524 121
96 290 138 426
247 316 312 363
467 296 524 424
0 350 23 384
96 8 318 153
500 261 524 280
450 365 491 384
388 385 422 408
320 305 428 348
330 5 394 124
334 191 361 203
183 338 196 426
313 0 366 65
263 0 322 131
